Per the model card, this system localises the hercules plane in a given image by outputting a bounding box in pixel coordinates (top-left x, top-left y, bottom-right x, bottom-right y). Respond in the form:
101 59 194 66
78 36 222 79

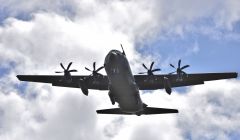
17 46 238 116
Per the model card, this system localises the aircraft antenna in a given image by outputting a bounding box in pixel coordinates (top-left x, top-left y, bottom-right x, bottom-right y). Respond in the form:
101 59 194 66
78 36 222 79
120 44 126 56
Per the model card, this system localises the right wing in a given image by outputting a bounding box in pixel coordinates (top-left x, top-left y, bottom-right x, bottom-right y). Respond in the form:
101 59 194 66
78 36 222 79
17 75 109 90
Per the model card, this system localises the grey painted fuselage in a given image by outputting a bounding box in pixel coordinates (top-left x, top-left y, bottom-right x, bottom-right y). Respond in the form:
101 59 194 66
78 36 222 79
104 50 144 113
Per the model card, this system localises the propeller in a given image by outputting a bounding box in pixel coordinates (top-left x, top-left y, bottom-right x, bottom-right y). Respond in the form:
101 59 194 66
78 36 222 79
85 62 104 76
169 59 190 75
138 62 161 75
55 62 77 81
55 62 77 74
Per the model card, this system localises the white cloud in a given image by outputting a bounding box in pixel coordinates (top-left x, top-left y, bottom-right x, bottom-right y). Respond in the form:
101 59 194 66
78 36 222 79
177 80 240 140
2 0 240 39
103 116 125 138
0 12 141 74
0 88 106 140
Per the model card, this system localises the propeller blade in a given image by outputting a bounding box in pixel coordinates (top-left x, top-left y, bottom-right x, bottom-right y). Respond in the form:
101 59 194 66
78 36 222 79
66 62 72 70
181 65 190 70
69 69 77 72
67 62 73 70
60 63 65 70
170 64 175 68
150 62 154 70
142 63 148 70
178 59 181 69
96 66 104 72
85 67 92 72
151 68 161 72
169 71 176 75
55 71 63 73
93 62 96 71
138 72 147 74
182 71 187 75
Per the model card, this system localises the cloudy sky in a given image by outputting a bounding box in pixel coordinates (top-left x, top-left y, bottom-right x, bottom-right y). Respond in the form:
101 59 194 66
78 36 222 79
0 0 240 140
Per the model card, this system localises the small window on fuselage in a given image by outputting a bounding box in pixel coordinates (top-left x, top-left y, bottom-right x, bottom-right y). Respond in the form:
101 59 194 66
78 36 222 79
111 68 119 75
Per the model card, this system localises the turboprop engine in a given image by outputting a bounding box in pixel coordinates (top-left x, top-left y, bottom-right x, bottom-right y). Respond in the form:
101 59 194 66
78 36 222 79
163 77 172 95
79 79 89 96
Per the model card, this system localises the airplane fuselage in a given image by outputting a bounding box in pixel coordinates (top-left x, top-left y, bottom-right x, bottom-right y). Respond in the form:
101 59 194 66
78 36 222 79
104 50 144 113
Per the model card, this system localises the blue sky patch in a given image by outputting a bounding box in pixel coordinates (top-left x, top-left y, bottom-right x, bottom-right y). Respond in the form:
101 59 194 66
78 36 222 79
0 61 16 78
14 82 28 94
136 30 240 75
0 67 10 78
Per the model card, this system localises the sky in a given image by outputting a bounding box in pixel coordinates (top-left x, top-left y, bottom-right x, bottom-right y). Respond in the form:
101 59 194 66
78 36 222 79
0 0 240 140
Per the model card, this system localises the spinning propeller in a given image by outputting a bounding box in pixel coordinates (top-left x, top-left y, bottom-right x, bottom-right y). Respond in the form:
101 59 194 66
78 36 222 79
139 62 161 75
85 62 104 76
169 59 190 75
55 62 77 75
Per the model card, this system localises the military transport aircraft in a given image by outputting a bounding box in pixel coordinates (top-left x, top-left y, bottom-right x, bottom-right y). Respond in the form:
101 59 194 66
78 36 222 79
17 45 238 116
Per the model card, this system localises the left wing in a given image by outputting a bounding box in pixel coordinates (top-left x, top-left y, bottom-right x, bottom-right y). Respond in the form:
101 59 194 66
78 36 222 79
17 75 109 90
135 72 238 90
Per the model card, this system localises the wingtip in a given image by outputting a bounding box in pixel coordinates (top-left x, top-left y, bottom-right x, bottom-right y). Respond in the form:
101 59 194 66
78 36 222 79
16 75 20 80
230 72 238 78
16 75 23 81
176 109 179 113
233 72 238 78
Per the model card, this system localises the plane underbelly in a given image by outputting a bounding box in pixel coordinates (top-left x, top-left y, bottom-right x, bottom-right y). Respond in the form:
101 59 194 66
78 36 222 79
111 78 143 113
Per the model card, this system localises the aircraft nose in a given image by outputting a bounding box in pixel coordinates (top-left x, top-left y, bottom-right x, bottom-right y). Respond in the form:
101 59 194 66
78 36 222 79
105 51 117 65
109 52 117 61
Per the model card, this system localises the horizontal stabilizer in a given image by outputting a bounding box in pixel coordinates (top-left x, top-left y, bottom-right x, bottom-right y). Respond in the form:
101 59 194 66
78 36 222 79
142 107 178 114
97 108 130 115
96 107 178 115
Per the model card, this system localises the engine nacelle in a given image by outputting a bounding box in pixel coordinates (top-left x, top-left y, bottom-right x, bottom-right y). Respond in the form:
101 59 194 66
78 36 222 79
79 79 89 96
108 91 115 105
163 77 172 95
108 85 116 105
62 72 73 83
81 86 88 96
